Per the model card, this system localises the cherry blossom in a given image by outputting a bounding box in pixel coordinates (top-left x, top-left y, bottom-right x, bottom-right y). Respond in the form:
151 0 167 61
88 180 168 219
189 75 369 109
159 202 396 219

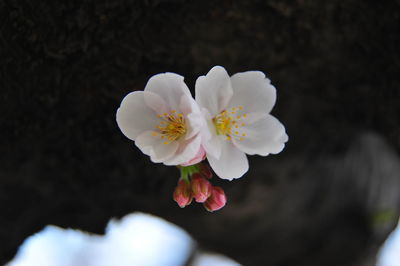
116 73 205 166
195 66 288 180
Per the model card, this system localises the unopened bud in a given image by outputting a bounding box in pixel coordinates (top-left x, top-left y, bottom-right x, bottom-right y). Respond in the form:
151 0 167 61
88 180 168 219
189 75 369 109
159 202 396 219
199 163 212 179
191 174 212 203
204 186 227 212
173 179 192 208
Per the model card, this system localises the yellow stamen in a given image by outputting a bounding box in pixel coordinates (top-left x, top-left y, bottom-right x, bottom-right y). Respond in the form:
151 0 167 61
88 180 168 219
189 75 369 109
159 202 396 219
155 111 186 144
212 105 248 141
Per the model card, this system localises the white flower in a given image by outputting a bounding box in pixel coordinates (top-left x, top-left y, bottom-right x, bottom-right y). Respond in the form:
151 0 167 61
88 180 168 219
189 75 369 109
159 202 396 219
116 73 204 166
195 66 288 180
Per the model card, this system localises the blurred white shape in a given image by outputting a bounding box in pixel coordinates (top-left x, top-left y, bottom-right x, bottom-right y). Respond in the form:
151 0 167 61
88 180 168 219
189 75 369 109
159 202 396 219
94 213 194 266
377 220 400 266
7 226 94 266
8 213 194 266
192 253 241 266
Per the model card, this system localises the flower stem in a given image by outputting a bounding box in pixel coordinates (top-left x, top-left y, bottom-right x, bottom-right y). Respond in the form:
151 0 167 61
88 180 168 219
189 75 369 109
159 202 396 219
179 164 201 183
180 167 190 183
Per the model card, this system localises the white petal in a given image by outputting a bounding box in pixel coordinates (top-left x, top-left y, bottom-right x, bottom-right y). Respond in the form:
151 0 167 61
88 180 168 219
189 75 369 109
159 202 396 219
135 131 179 163
229 71 277 114
179 93 199 115
186 111 205 140
179 95 204 140
143 91 169 114
164 135 202 166
116 91 159 140
202 122 221 159
199 108 221 159
207 140 249 180
232 114 288 156
195 66 233 117
145 72 192 111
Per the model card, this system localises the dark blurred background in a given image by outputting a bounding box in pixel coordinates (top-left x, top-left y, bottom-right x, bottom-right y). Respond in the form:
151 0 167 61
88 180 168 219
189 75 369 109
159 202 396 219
1 0 400 265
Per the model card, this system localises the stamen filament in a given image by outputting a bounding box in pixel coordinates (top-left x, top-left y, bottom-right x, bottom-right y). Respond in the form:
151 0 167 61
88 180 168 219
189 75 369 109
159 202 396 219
213 106 247 142
155 111 186 144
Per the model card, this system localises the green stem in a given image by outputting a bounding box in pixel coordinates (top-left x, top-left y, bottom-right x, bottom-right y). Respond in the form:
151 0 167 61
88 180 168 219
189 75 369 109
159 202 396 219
178 164 201 183
180 167 190 183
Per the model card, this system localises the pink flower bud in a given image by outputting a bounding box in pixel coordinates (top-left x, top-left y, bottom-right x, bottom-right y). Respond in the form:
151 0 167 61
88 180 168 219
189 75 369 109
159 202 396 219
204 186 227 212
191 174 212 203
180 146 206 167
199 163 212 179
173 180 193 208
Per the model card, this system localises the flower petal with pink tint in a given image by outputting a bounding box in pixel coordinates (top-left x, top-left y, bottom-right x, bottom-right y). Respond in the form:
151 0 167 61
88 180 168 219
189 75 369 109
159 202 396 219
191 174 212 203
173 180 193 208
204 186 227 212
180 145 206 167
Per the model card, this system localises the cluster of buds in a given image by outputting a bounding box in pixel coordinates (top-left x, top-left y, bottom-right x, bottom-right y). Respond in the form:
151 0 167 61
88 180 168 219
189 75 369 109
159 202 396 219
173 164 227 212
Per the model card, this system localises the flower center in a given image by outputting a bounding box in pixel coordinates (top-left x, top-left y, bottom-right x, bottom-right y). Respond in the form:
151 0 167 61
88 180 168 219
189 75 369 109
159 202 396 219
212 106 247 141
153 110 186 144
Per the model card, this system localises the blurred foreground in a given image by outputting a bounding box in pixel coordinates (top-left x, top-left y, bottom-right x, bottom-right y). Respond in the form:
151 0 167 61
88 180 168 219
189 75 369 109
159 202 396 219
377 220 400 266
8 213 239 266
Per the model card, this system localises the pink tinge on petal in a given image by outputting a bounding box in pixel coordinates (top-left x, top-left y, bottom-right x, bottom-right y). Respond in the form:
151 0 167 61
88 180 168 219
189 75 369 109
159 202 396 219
204 186 227 212
180 145 206 166
191 174 212 203
173 180 193 208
